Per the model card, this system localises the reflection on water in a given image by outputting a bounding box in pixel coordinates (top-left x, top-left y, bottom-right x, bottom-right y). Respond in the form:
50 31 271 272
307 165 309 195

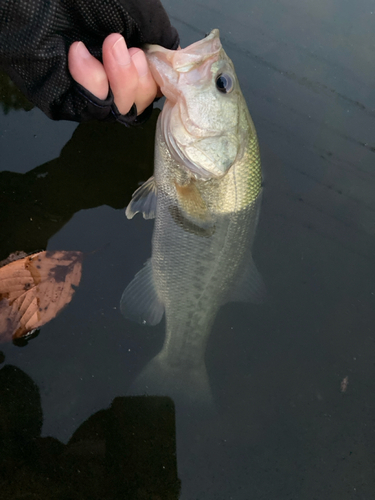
0 363 180 499
0 71 34 115
0 108 158 262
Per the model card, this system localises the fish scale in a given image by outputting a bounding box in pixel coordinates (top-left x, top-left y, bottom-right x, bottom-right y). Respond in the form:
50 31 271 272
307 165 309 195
121 30 264 407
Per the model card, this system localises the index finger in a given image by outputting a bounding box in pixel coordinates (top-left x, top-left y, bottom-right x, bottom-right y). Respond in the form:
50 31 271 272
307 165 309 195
102 34 139 115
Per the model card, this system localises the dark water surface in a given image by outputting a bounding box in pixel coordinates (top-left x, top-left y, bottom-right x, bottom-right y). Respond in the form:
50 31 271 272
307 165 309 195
1 0 375 498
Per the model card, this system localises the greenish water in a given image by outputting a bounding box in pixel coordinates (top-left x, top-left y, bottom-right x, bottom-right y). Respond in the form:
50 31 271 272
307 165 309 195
1 0 375 498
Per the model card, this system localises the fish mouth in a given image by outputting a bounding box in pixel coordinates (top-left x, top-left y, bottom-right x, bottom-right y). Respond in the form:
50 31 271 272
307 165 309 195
146 29 222 74
147 29 240 179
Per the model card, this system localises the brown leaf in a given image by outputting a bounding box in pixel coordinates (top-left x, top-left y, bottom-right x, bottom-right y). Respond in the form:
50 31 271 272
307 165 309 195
0 251 83 342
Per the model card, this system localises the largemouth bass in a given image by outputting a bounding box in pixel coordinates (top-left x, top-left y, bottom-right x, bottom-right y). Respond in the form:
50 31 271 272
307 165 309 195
121 30 264 406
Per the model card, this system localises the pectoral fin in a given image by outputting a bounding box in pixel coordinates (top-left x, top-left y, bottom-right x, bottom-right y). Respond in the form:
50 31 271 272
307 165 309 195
226 258 266 305
125 177 157 220
120 259 164 326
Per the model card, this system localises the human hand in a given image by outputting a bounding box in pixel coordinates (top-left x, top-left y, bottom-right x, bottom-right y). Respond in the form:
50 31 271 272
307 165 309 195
68 33 159 116
1 0 178 123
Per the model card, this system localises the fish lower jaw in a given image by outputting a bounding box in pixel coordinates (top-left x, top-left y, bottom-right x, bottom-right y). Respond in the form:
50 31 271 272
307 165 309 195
162 119 224 180
185 155 228 180
167 136 216 180
180 161 223 181
172 144 230 180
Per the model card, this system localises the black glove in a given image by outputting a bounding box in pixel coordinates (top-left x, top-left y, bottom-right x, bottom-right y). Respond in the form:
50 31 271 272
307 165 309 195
0 0 179 125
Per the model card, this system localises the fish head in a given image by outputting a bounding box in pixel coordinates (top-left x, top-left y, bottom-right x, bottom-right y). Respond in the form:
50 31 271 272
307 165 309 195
146 30 246 180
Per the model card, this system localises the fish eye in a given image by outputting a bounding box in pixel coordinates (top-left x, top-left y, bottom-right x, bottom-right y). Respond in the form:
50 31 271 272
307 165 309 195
215 73 234 93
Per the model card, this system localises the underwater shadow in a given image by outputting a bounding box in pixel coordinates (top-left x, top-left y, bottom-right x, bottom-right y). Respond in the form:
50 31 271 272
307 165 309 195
0 109 159 261
0 361 180 499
